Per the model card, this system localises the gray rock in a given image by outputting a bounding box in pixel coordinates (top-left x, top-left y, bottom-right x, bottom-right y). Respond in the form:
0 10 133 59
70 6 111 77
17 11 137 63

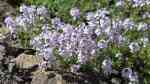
31 70 65 84
0 44 5 60
0 0 16 27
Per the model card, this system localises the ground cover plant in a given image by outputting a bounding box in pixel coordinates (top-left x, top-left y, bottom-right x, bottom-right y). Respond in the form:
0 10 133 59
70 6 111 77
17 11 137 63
1 0 150 84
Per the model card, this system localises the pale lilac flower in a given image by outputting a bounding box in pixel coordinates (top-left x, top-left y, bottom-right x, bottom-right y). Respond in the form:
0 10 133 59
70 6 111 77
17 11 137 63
140 37 149 47
36 6 48 16
129 71 139 82
116 0 124 7
62 24 74 33
115 53 122 58
21 5 34 17
137 22 148 31
122 68 139 82
112 19 123 31
39 61 48 69
70 64 80 72
95 9 109 18
83 26 90 34
95 28 101 36
97 39 108 49
129 0 147 7
78 52 88 64
51 17 64 28
19 4 28 13
15 16 24 26
87 20 97 27
123 19 135 30
121 68 132 79
70 7 80 20
85 12 95 21
99 18 111 34
42 24 49 30
142 12 150 19
42 47 54 61
101 58 112 75
109 32 124 44
129 42 140 53
4 16 16 33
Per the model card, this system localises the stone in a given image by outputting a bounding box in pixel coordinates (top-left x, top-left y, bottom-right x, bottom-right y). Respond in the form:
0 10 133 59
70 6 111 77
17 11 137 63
0 44 5 60
31 70 49 84
48 74 64 84
0 0 16 27
12 53 43 69
31 69 65 84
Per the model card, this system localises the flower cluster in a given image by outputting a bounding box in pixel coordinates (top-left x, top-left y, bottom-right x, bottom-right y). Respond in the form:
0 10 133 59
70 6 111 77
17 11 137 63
128 0 150 7
3 2 149 83
4 4 49 32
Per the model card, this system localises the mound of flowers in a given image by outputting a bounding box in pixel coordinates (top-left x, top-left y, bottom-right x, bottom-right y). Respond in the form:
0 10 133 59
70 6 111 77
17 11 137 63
3 0 150 83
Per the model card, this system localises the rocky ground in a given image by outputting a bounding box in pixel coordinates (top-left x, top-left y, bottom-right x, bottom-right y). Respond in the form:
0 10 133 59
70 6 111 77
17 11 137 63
0 37 112 84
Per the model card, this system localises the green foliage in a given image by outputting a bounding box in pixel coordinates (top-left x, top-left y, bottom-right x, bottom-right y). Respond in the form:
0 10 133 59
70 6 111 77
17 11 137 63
24 0 104 24
53 47 78 70
139 44 150 84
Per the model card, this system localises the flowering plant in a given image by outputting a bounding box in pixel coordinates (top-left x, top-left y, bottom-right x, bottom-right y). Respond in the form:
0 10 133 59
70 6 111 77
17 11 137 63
3 0 150 83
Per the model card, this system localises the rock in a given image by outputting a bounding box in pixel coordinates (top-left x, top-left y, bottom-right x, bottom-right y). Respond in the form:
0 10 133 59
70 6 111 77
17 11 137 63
48 74 64 84
0 0 16 27
12 53 43 69
31 70 50 84
31 69 65 84
0 44 5 60
0 79 18 84
111 78 121 84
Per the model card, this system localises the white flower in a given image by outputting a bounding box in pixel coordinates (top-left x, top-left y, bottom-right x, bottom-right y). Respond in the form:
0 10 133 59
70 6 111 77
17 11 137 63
129 42 140 53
